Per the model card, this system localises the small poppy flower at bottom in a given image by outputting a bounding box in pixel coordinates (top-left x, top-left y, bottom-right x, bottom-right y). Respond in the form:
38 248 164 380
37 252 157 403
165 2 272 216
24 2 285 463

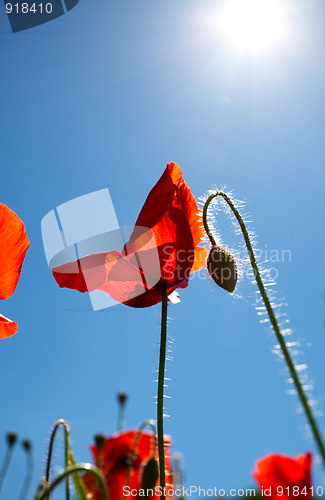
83 430 173 500
252 452 313 500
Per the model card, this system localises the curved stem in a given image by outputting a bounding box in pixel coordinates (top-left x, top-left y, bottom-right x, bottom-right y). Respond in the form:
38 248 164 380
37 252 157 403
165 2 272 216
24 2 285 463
19 449 33 500
35 464 109 500
117 405 125 432
204 191 325 469
45 419 70 500
0 447 14 494
123 419 157 500
157 286 168 500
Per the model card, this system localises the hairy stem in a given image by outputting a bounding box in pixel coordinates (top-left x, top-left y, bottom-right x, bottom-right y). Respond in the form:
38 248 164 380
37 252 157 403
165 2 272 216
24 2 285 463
45 419 70 500
123 419 157 500
35 464 109 500
157 286 168 500
0 447 14 494
19 448 33 500
204 191 325 468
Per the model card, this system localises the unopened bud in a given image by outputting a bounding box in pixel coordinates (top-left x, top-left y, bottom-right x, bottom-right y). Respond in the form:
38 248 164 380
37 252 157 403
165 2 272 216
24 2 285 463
94 433 105 450
207 245 237 293
7 432 18 447
117 392 128 406
141 457 159 494
22 440 31 452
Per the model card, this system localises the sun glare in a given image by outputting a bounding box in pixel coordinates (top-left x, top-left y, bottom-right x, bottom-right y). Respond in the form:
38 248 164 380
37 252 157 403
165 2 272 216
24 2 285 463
219 0 286 51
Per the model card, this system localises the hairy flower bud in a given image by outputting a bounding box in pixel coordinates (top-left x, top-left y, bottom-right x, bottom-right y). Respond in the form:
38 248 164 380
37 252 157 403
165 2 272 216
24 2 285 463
94 433 105 450
117 392 128 406
22 439 31 452
207 245 237 293
6 432 18 447
141 457 159 495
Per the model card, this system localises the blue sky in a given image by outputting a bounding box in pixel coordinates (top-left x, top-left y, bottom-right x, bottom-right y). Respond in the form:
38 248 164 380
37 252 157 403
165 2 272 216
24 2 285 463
1 0 325 497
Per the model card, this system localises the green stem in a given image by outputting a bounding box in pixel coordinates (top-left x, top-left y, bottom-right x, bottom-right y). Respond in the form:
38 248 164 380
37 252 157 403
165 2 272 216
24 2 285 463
45 419 70 500
19 448 33 500
157 286 168 500
203 191 325 469
0 447 14 494
123 419 157 500
35 464 109 500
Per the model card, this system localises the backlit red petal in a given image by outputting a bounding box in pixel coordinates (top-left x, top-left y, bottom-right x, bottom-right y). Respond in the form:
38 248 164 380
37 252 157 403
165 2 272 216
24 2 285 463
253 453 313 500
0 314 18 339
176 181 206 248
0 204 30 300
190 247 209 274
84 430 172 500
135 162 183 229
99 252 160 306
52 252 109 293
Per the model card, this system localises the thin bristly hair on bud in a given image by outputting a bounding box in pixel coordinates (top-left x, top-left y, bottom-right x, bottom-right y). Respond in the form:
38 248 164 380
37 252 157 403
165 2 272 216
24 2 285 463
201 187 320 435
199 186 249 296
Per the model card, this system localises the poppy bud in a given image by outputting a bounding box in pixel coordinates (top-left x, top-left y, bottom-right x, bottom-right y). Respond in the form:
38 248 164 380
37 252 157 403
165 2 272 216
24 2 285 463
141 457 159 495
6 432 18 447
22 440 31 452
94 433 105 450
117 392 128 406
207 245 237 293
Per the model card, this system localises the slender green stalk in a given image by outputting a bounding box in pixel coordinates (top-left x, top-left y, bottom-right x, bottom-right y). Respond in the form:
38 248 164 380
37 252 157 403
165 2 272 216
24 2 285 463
45 419 70 500
123 419 157 499
203 191 325 469
19 442 33 500
117 393 128 432
0 447 14 494
157 286 168 500
35 464 109 500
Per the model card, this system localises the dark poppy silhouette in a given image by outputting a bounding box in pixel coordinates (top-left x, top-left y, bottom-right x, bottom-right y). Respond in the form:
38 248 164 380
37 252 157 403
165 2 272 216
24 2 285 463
3 0 79 33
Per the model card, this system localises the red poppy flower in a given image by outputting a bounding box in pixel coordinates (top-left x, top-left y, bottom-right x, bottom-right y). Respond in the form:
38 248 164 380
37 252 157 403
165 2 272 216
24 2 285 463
0 203 30 339
253 452 313 500
52 162 208 307
83 430 173 500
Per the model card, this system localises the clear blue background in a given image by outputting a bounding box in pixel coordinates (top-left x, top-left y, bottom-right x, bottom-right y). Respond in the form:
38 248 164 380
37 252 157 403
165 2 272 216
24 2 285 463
0 0 325 498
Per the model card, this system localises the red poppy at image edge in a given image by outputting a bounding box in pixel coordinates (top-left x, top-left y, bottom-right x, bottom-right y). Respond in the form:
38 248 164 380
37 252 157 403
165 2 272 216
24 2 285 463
0 204 30 339
83 430 173 500
52 162 208 308
252 452 313 500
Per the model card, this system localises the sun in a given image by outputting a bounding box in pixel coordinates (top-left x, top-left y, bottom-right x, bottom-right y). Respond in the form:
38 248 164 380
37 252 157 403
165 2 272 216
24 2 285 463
219 0 286 51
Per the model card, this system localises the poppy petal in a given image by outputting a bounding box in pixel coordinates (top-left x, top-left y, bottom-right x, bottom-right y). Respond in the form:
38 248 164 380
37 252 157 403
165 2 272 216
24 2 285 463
168 290 181 304
176 180 206 248
0 204 30 300
84 430 173 500
190 246 209 274
135 162 183 229
99 252 161 306
52 252 109 293
0 314 18 339
253 453 313 500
